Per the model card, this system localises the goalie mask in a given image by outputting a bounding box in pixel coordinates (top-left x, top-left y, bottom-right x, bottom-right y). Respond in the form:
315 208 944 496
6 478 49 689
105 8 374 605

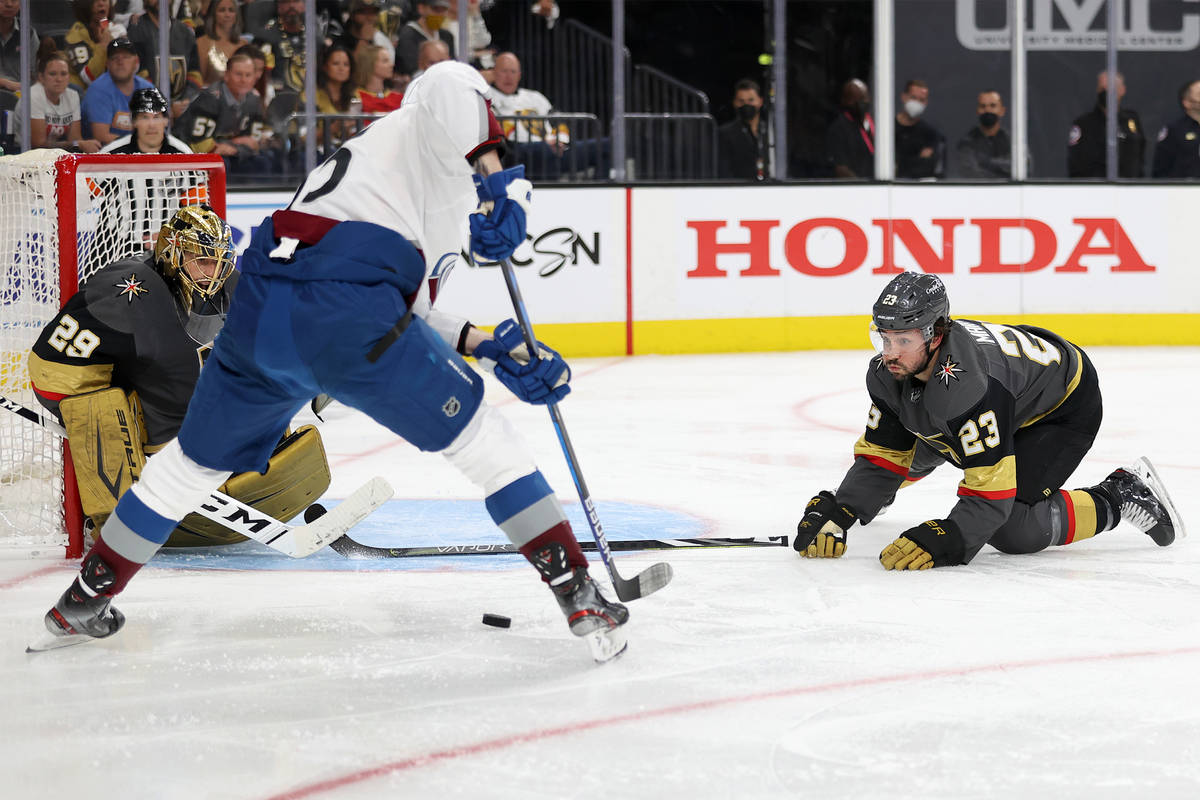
154 204 236 338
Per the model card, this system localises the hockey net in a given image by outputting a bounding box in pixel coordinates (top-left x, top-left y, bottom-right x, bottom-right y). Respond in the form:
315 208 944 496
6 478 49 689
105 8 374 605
0 150 226 557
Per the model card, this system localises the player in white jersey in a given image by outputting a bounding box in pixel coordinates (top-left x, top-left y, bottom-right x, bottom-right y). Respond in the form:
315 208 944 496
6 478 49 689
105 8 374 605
34 61 630 663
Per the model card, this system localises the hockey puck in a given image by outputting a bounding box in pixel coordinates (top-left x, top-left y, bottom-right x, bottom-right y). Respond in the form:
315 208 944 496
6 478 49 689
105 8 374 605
303 503 327 523
482 613 512 629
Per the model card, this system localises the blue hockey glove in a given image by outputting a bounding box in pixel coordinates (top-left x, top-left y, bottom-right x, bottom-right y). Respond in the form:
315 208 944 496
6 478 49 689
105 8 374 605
469 166 533 262
473 318 571 405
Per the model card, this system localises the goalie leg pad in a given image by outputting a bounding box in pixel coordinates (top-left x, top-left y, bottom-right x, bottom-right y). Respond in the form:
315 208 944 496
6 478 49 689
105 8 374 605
169 425 331 546
58 387 146 526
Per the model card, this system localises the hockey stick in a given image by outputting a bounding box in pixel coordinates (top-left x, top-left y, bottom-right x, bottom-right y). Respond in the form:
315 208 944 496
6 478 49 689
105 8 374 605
0 393 393 558
327 524 788 560
495 258 673 602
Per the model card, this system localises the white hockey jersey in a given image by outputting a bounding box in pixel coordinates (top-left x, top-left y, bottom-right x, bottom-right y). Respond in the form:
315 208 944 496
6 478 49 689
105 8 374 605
286 61 503 344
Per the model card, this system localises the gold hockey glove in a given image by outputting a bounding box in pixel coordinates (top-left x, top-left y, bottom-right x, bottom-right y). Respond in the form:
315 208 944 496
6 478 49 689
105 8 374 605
795 491 858 558
880 518 966 570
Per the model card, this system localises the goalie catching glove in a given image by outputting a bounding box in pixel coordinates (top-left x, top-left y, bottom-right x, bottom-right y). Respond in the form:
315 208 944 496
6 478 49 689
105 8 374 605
469 165 533 262
879 518 966 570
473 319 571 405
795 491 858 558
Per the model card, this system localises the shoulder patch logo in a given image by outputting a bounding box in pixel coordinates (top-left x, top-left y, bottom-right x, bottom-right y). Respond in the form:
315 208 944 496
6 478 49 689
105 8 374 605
935 355 963 386
116 276 148 302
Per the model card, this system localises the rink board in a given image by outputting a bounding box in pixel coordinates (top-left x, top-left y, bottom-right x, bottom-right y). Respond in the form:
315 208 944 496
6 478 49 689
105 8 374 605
226 184 1200 354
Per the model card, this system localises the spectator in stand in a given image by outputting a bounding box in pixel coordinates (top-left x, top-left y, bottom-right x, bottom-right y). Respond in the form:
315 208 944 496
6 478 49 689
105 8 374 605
395 0 453 82
128 0 203 118
443 0 493 61
895 79 945 180
66 0 116 91
532 0 560 30
374 0 406 41
353 43 403 113
315 44 360 152
955 89 1014 180
14 50 100 153
81 37 155 145
0 0 40 113
336 0 395 65
826 78 874 179
101 86 192 153
196 0 243 87
1067 70 1145 178
717 78 767 181
174 51 275 175
251 0 309 96
1152 79 1200 178
237 43 273 107
489 51 607 180
414 39 449 79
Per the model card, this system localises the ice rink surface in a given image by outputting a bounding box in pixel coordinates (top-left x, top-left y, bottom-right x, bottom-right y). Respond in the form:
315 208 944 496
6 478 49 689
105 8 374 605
3 347 1198 799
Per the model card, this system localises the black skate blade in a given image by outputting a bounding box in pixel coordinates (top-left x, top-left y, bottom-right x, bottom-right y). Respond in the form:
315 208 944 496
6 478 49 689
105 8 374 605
26 630 95 653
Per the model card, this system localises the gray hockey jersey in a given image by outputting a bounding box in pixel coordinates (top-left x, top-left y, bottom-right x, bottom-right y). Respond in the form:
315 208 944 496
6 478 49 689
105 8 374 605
835 319 1085 549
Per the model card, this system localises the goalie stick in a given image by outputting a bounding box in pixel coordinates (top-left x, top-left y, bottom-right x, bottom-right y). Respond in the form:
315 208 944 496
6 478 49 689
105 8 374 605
0 393 393 558
495 259 673 602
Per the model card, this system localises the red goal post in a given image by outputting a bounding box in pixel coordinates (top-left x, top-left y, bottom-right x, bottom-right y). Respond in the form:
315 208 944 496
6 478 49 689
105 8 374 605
0 151 227 558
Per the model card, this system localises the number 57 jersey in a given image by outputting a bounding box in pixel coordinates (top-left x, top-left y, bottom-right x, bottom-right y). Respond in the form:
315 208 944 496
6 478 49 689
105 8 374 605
837 320 1086 541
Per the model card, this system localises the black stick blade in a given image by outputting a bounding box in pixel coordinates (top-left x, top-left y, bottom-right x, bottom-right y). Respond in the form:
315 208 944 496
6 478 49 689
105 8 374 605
614 561 673 601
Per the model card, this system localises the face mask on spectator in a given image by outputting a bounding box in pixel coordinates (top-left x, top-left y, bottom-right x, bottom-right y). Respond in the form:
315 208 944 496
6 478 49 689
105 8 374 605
737 104 758 122
978 111 999 128
426 14 445 29
903 99 926 118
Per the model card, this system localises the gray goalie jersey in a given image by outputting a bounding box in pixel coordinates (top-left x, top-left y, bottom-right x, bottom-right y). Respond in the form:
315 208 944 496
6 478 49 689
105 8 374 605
835 319 1085 548
29 256 237 447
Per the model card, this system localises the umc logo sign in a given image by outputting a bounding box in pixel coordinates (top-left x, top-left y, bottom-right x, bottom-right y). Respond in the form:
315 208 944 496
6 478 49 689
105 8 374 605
957 0 1200 50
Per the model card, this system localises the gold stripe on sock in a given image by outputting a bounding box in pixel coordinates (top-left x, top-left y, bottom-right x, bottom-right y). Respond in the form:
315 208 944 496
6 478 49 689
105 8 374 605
1064 490 1100 543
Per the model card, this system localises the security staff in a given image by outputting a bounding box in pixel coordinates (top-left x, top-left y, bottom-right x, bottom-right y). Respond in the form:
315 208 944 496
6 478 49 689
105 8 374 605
1067 71 1145 178
1151 79 1200 179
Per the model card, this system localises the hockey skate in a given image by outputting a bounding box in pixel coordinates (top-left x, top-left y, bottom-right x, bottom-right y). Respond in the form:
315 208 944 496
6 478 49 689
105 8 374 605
552 568 630 663
27 554 126 653
1099 457 1185 547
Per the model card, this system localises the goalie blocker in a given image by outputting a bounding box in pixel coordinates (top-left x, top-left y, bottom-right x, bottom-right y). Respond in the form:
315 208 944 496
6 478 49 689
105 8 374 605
59 386 330 546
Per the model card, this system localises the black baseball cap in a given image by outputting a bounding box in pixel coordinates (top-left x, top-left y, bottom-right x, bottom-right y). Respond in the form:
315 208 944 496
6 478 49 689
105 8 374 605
107 37 138 57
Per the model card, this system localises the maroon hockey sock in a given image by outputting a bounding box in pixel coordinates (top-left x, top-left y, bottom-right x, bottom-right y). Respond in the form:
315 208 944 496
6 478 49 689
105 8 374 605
84 537 148 596
520 521 589 583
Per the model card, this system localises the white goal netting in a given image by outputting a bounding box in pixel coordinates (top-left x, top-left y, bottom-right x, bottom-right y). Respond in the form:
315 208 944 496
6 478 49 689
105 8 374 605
0 150 222 555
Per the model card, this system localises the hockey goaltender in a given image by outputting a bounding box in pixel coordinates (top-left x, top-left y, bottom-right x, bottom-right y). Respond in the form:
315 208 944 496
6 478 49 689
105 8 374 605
28 204 330 547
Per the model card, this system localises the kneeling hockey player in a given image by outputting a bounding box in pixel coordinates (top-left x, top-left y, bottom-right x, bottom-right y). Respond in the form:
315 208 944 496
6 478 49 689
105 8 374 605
795 271 1184 569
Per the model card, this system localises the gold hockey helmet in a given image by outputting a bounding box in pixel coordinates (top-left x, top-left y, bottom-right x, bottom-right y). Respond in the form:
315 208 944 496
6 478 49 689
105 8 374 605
153 204 236 313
